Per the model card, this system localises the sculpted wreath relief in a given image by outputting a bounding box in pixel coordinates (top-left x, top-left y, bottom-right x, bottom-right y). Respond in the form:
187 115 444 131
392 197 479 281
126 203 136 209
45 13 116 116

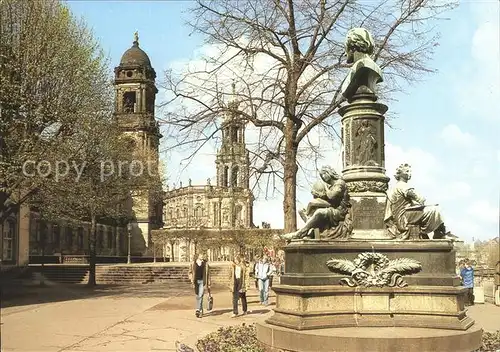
347 180 388 193
326 252 422 287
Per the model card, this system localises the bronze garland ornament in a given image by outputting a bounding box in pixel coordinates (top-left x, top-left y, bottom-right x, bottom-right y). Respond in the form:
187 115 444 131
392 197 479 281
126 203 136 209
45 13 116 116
326 252 422 287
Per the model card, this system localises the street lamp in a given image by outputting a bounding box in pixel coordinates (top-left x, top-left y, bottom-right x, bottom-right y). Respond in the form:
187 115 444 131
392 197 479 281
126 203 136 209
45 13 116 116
127 223 132 264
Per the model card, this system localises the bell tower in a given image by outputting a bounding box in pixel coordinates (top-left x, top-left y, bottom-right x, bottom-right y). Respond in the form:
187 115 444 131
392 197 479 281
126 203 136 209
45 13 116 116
215 82 253 227
114 32 162 254
215 82 250 189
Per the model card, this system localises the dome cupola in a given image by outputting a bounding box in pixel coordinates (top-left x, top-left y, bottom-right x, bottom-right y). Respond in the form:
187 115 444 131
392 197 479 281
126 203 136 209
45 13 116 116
119 32 152 67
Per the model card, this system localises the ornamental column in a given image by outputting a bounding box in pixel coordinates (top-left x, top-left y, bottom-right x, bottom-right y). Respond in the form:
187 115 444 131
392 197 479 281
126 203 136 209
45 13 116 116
338 28 392 240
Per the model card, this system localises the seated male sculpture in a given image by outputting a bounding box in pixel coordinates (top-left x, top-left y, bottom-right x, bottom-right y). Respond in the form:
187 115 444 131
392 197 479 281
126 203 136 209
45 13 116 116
341 27 383 101
384 163 458 240
282 166 352 240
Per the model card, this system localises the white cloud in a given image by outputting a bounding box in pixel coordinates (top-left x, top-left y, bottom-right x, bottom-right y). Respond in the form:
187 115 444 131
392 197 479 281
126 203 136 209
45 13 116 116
466 200 499 224
445 216 484 243
442 181 472 199
458 2 500 122
163 141 217 187
470 163 488 178
439 124 477 148
385 143 441 188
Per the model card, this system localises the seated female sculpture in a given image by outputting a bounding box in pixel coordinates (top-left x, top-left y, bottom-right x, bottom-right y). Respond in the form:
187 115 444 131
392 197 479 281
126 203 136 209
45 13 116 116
384 163 458 240
282 166 352 240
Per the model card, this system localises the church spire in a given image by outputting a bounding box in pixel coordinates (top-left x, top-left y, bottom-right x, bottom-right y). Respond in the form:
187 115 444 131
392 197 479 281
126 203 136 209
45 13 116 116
133 31 139 46
228 80 239 111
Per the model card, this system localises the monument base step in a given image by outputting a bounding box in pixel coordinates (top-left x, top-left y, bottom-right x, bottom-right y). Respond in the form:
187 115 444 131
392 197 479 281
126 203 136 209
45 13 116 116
256 321 482 352
269 284 472 331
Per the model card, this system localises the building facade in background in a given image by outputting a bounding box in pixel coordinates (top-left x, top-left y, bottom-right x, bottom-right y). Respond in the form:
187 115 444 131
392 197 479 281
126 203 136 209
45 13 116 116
162 87 255 261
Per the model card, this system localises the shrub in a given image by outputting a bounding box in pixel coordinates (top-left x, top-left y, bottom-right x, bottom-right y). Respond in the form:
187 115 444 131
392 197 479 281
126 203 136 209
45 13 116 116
478 330 500 352
195 326 499 352
196 323 265 352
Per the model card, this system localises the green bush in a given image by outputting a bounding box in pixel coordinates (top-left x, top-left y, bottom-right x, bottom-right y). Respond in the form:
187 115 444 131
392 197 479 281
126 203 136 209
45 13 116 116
195 326 499 352
196 323 265 352
478 330 500 352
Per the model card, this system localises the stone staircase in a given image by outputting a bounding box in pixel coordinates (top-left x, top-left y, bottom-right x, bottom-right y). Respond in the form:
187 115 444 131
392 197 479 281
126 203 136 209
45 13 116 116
95 266 191 284
32 265 89 284
2 263 231 286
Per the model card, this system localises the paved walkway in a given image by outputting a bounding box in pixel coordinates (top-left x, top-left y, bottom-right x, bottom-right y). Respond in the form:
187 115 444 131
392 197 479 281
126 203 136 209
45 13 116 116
1 283 499 351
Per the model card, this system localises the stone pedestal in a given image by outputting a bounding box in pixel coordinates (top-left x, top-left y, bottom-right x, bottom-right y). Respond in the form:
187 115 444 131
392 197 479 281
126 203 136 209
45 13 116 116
257 240 482 352
257 323 482 352
339 92 390 240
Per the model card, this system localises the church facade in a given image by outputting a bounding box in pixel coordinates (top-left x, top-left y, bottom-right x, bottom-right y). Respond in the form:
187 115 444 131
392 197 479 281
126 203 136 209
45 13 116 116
162 89 255 261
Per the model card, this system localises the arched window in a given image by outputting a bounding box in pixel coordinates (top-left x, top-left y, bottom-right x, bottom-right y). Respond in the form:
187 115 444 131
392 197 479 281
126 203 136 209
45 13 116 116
65 227 73 248
123 91 136 113
231 166 239 187
53 225 60 248
230 127 238 142
2 218 16 261
223 166 229 187
97 227 104 249
107 228 113 249
77 227 84 249
40 221 48 243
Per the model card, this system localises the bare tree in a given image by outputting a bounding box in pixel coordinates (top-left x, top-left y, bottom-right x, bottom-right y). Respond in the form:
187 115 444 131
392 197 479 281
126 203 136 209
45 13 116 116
0 0 110 222
161 0 456 232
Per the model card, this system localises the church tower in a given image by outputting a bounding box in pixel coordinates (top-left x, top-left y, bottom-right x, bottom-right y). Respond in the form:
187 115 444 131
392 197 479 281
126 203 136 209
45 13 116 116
114 33 163 254
214 83 253 228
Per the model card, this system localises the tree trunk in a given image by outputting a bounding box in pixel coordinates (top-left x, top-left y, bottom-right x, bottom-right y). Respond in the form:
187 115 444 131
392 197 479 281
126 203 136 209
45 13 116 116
169 240 175 262
87 214 97 286
283 121 299 233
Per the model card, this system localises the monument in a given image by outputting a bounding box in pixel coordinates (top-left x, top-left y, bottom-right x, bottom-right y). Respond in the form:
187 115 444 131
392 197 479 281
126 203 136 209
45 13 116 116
257 28 482 352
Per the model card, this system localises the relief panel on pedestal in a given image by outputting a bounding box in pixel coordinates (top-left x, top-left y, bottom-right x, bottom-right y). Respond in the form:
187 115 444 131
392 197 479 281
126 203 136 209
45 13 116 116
343 119 352 167
352 119 380 167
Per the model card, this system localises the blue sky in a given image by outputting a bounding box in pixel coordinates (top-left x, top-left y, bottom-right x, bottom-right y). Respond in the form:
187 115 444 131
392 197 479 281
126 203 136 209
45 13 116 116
68 1 499 242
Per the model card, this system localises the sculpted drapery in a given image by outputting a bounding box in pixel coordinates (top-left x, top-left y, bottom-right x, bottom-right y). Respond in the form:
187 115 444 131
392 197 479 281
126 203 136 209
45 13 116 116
384 164 457 240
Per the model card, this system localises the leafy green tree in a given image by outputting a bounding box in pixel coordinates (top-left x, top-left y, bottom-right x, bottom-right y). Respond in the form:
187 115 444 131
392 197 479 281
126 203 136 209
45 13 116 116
34 113 163 286
0 0 110 222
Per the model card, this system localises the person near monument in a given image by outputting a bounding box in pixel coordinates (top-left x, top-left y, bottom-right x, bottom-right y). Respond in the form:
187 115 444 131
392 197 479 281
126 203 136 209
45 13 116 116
255 255 272 305
282 166 351 240
252 254 260 289
188 253 211 318
384 163 458 240
268 259 277 288
457 260 465 285
460 259 475 306
229 254 250 317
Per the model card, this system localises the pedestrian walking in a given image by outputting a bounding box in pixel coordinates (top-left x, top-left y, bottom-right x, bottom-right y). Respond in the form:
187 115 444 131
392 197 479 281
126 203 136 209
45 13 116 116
460 259 475 306
253 254 260 289
188 253 211 318
255 255 272 305
229 254 250 317
269 259 277 288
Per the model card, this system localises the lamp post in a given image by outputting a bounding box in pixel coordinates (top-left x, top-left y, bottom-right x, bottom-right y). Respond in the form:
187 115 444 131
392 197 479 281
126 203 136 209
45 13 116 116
127 223 132 264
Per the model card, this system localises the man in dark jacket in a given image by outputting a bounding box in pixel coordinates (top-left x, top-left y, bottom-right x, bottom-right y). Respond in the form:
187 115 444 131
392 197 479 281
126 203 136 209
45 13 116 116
188 253 211 318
